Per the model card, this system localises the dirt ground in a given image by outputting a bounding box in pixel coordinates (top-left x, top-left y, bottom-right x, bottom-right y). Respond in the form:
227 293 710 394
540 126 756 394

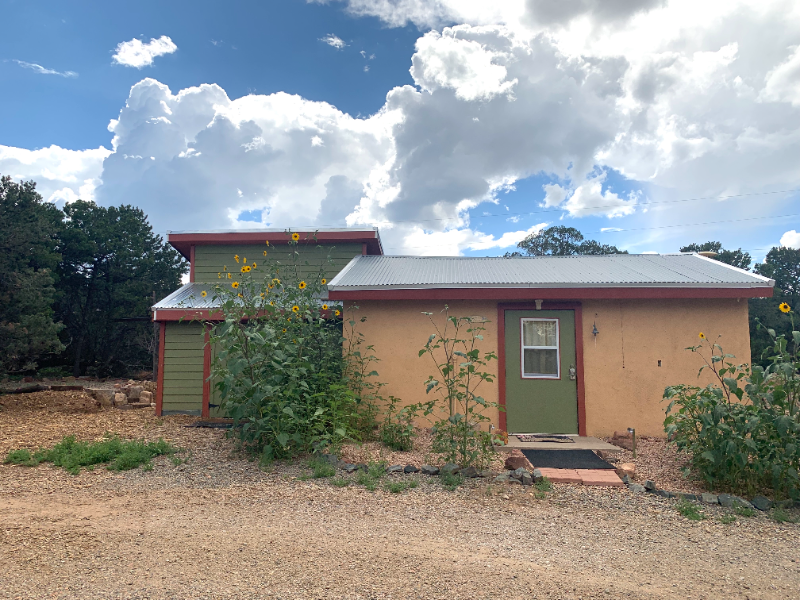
1 391 799 600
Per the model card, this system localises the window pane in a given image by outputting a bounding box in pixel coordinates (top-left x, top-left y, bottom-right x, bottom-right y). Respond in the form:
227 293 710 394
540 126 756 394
522 320 557 347
523 349 558 376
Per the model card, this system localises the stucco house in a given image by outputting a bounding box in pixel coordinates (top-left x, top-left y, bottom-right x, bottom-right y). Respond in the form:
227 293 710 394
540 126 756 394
325 253 774 437
152 229 774 437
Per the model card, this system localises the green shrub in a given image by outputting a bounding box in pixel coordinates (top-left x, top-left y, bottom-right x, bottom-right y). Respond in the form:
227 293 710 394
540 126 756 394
354 461 386 491
718 513 737 524
675 500 706 521
439 471 464 491
3 435 178 475
379 396 417 452
330 477 350 487
770 508 798 523
384 480 418 494
734 504 755 517
417 308 501 469
207 233 386 461
308 457 336 479
664 318 800 500
535 477 553 493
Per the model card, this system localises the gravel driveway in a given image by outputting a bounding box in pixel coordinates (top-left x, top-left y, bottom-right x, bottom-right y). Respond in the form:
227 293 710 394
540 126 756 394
1 391 799 599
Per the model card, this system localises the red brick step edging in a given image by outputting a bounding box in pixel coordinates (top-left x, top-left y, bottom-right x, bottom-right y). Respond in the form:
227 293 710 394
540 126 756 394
537 467 624 487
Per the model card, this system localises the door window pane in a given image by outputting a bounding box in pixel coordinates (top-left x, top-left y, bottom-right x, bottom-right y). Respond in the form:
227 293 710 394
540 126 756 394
522 320 557 347
523 349 558 376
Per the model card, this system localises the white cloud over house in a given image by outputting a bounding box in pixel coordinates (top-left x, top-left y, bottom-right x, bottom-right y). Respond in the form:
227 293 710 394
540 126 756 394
112 36 178 68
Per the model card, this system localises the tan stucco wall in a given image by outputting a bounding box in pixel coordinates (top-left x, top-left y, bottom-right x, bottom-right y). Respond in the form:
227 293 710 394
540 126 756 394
347 297 752 438
581 298 751 437
346 301 501 427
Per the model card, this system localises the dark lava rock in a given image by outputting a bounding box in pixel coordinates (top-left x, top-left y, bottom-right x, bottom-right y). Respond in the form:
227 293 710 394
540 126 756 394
644 480 657 492
342 463 358 473
403 465 420 474
420 465 439 476
532 468 543 482
440 463 461 475
386 465 404 474
520 472 533 486
680 494 701 502
460 466 480 478
628 483 646 493
655 489 675 498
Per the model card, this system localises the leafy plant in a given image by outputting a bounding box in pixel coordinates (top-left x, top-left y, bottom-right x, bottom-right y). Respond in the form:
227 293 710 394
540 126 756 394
384 480 418 494
379 395 417 452
675 500 707 521
308 457 336 479
664 317 800 500
535 477 553 493
355 462 387 491
734 504 755 518
439 471 464 491
4 435 178 475
417 307 501 468
206 232 379 461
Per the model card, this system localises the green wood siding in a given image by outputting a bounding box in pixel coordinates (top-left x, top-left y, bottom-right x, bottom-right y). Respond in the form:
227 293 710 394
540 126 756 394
193 243 362 284
162 322 205 415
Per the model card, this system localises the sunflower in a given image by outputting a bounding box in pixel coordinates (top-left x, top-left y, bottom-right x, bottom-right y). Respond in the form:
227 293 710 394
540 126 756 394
335 310 341 317
243 257 247 264
291 232 300 241
263 250 267 257
273 278 281 286
259 293 265 298
227 273 232 279
201 291 208 298
779 302 791 313
321 278 327 285
238 293 243 298
217 273 221 279
231 281 240 289
240 266 247 273
282 328 287 333
252 262 257 269
265 240 270 246
268 283 274 289
244 266 252 273
698 332 706 340
223 266 227 271
322 304 329 310
298 281 307 290
234 255 240 263
270 301 275 306
292 305 300 313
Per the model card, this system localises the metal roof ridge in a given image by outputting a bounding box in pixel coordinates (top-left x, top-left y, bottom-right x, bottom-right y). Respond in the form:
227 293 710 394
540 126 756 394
167 227 379 235
691 253 775 286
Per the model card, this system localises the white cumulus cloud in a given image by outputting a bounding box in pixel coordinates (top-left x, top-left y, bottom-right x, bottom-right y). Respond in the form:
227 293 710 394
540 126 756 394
112 36 178 68
779 230 800 248
319 34 347 49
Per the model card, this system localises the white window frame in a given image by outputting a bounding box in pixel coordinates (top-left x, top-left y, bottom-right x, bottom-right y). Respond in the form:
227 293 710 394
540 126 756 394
520 318 560 379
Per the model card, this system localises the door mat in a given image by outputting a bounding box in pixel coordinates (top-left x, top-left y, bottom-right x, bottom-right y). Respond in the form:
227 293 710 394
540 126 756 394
515 434 575 443
521 449 615 470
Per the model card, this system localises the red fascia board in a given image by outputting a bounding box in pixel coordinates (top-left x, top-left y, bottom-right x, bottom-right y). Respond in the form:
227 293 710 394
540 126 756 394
152 307 341 322
169 231 383 260
328 286 773 301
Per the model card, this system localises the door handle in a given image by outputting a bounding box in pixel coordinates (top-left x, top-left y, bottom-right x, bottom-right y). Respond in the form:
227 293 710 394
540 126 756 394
568 365 576 380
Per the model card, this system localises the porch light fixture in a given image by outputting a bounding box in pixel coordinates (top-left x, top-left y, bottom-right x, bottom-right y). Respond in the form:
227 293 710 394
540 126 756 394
627 427 636 458
592 322 599 337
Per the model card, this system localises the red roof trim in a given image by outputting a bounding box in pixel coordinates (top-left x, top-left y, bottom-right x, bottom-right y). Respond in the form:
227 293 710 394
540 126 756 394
328 286 772 301
169 231 383 260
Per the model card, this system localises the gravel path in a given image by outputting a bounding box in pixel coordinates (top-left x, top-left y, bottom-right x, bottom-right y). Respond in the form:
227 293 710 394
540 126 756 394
1 392 799 599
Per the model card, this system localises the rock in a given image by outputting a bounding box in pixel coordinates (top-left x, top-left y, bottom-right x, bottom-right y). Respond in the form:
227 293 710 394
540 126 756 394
479 470 493 478
440 463 460 475
621 475 630 485
403 465 419 474
751 495 772 511
113 393 128 407
342 463 358 473
701 493 719 505
721 496 753 510
386 465 404 474
615 463 636 479
460 466 479 478
320 454 340 467
507 478 522 485
680 494 701 502
87 388 114 408
520 472 533 486
355 463 368 472
494 473 511 483
656 489 675 498
504 455 533 471
595 450 618 462
613 430 632 439
532 468 543 482
644 480 656 492
511 467 529 481
140 390 153 403
628 483 646 493
127 386 143 400
421 465 439 476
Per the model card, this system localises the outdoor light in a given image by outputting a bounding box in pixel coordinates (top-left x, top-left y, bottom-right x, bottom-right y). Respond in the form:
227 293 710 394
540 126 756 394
627 427 636 458
592 322 599 337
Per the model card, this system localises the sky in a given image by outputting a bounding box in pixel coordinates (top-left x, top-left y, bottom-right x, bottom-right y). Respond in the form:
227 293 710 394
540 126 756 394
2 0 800 260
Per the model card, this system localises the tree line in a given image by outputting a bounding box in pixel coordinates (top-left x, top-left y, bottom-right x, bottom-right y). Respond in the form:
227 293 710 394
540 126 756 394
511 226 800 366
0 176 186 378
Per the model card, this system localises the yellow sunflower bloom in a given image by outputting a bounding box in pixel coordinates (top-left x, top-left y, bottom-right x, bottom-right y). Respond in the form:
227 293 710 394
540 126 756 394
265 240 270 246
273 278 281 285
259 293 265 298
217 273 221 279
282 328 287 333
238 293 243 298
321 278 327 285
698 332 706 340
234 255 240 263
243 257 247 264
292 305 299 313
263 250 267 256
298 281 307 290
270 301 275 306
268 283 274 289
322 304 329 310
241 266 247 273
232 282 240 289
291 232 300 241
223 266 227 271
244 266 252 273
201 291 208 298
779 302 791 313
335 310 341 317
227 273 232 279
252 262 257 269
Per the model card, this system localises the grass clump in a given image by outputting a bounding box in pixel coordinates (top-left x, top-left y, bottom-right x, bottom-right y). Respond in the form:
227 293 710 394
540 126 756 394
355 461 387 491
384 480 418 494
309 457 337 479
675 499 707 521
330 477 350 487
718 513 737 524
770 508 798 523
535 477 553 492
4 435 178 475
734 503 756 518
439 471 464 491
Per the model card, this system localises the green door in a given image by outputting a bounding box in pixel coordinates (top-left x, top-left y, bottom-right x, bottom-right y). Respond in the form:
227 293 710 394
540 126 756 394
504 310 578 434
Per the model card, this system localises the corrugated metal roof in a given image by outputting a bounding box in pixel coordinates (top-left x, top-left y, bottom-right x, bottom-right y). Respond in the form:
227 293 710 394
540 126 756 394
152 283 330 310
327 254 774 290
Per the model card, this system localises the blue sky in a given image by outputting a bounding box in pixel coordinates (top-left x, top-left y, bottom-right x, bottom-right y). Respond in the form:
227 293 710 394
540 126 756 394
2 0 799 260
